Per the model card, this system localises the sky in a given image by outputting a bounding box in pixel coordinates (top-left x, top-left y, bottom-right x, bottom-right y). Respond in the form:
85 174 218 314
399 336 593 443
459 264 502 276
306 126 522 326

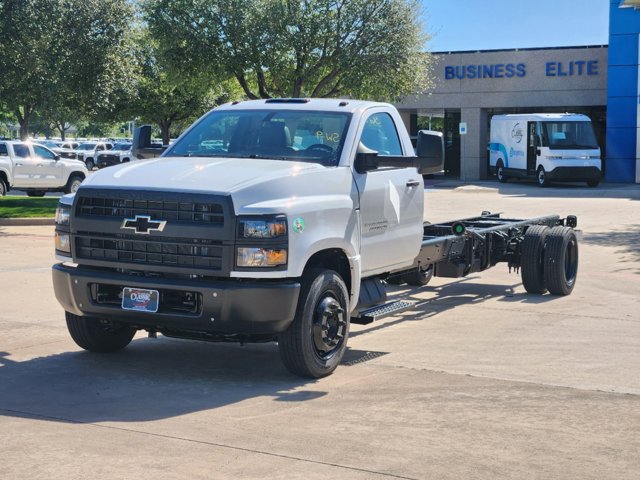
422 0 610 52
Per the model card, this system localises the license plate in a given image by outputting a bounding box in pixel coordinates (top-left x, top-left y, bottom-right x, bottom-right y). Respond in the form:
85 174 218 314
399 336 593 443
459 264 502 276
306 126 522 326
122 287 159 313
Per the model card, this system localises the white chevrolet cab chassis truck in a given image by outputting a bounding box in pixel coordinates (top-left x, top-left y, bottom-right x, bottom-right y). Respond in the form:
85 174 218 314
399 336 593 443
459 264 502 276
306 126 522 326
52 99 580 377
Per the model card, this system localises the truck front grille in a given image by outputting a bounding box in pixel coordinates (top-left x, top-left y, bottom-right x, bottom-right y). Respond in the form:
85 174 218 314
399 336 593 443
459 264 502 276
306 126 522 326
75 233 224 270
76 197 224 225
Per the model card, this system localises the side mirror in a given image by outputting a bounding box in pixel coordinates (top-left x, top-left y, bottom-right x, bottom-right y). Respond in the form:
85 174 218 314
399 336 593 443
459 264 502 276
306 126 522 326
415 130 444 175
131 125 166 159
54 154 60 161
354 142 380 173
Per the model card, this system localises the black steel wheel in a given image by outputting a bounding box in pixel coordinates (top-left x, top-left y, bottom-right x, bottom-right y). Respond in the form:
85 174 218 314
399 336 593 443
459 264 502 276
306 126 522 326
279 268 350 378
543 226 579 296
520 225 550 294
537 166 549 187
403 263 434 287
65 312 136 352
496 160 508 183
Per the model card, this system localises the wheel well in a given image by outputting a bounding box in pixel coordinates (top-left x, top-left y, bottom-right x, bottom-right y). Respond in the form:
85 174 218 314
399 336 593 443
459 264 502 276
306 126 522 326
70 171 86 180
304 249 352 296
0 170 8 186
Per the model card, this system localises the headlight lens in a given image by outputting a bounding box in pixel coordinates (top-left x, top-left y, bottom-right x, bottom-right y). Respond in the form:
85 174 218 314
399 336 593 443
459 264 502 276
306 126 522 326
239 218 287 239
55 203 71 226
55 232 71 253
237 248 287 267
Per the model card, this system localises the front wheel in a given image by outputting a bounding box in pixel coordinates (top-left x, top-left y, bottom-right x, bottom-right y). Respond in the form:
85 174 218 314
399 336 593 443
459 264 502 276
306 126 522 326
64 175 83 194
0 178 7 196
65 312 137 352
279 269 350 378
496 161 508 183
85 158 94 170
537 166 549 187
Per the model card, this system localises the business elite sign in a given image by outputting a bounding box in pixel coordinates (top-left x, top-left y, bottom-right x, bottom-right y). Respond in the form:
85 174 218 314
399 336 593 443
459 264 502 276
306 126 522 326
445 60 600 80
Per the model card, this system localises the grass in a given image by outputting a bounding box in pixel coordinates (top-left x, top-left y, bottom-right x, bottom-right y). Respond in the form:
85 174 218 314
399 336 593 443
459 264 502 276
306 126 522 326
0 196 59 218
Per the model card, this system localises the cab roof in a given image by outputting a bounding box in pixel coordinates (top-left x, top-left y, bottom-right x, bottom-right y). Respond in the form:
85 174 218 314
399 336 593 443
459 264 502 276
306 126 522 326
216 98 391 114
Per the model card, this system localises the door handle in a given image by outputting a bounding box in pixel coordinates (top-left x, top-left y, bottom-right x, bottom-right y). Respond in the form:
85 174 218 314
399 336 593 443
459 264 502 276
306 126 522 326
37 163 44 167
406 179 421 188
15 163 23 166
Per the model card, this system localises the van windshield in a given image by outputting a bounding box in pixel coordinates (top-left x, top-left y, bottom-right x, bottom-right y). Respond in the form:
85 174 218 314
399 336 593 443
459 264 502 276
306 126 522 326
166 109 352 166
541 121 598 150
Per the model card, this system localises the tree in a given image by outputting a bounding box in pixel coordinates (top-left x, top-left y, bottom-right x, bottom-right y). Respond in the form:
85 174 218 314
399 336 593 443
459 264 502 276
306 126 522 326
128 30 240 144
144 0 434 102
0 0 135 139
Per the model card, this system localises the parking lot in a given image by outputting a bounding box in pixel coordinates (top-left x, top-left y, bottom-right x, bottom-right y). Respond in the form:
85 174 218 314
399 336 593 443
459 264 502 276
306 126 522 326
1 181 639 479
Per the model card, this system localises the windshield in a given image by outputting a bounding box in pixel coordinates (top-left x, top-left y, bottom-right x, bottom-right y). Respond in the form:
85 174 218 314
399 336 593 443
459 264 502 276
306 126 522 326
77 143 97 150
541 121 598 150
40 140 59 148
166 109 352 166
112 143 131 151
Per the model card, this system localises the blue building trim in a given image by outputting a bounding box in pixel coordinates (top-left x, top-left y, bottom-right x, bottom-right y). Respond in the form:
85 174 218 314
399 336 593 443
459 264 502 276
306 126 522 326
606 0 639 182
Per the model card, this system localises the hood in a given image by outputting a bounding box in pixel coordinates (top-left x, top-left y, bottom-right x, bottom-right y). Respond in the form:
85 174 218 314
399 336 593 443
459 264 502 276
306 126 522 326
80 156 327 194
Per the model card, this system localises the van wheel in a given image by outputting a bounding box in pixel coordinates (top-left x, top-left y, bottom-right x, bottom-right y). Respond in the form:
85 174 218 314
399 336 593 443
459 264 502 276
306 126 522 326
537 166 549 187
586 179 599 188
279 268 350 378
496 161 508 183
65 175 83 194
543 226 578 296
520 225 550 294
65 312 136 352
0 178 7 196
26 190 46 197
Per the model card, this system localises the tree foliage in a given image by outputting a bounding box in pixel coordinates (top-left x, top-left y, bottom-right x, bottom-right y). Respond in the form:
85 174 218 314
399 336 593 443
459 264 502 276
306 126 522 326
0 0 135 139
144 0 433 101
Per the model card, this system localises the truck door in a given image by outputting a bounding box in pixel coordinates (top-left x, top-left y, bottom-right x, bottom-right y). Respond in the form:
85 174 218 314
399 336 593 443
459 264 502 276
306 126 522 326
33 144 62 187
353 111 424 275
527 122 539 175
11 143 37 187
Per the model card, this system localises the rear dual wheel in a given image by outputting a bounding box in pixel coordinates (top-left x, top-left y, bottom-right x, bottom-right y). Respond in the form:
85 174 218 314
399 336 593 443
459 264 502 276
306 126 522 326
520 225 578 296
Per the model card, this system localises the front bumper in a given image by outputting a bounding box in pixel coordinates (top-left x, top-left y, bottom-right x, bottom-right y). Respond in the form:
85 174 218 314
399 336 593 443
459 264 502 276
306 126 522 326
52 263 300 335
546 166 601 181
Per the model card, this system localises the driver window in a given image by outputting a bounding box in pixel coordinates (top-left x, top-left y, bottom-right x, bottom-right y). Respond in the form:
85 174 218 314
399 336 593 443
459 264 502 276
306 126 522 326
33 145 56 159
360 113 403 155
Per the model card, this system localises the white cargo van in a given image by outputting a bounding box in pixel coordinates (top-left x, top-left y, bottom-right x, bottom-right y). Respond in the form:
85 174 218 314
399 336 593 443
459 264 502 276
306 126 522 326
489 113 601 187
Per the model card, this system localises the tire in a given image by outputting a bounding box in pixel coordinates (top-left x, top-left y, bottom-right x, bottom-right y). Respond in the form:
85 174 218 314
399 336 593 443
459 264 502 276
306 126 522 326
65 312 136 353
496 160 508 183
0 178 7 196
537 166 549 187
85 158 94 170
26 190 46 197
403 263 434 287
520 225 550 294
587 179 600 188
65 175 83 194
122 158 130 163
279 268 350 378
543 226 579 296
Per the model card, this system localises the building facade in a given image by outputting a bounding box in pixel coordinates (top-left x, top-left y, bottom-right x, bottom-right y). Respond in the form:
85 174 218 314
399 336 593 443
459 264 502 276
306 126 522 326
396 0 639 183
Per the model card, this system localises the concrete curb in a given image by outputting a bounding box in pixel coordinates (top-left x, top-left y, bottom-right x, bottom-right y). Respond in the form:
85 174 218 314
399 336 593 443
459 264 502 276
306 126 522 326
0 217 55 226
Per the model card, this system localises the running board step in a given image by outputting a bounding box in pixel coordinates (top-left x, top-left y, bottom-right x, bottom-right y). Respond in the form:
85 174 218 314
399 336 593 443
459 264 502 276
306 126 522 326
351 300 414 325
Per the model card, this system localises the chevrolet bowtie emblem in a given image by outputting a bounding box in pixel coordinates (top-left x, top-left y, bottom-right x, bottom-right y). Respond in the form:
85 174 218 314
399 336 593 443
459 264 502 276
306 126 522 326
121 215 167 234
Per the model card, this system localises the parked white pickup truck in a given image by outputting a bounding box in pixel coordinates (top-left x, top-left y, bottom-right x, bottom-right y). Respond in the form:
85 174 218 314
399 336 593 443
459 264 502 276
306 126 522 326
52 99 580 377
0 141 87 196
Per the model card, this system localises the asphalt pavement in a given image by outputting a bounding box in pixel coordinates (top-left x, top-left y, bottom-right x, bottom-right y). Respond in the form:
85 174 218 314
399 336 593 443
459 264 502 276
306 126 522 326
1 181 639 479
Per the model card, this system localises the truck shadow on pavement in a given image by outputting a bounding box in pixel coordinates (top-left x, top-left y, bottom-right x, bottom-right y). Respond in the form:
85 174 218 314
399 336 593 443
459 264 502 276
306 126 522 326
582 225 640 274
0 339 335 424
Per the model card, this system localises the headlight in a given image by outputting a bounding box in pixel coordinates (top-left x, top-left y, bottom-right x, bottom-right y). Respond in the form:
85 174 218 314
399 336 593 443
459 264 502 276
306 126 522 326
238 217 287 239
55 232 71 253
237 248 287 267
55 203 71 226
